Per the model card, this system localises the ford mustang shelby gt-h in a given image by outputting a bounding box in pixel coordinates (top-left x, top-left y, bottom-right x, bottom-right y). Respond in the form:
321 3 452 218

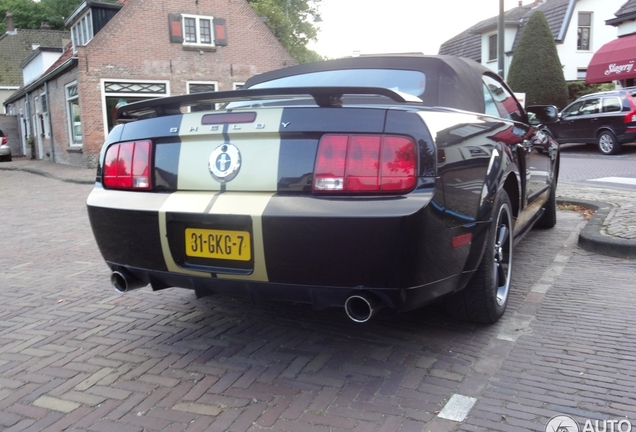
87 55 559 324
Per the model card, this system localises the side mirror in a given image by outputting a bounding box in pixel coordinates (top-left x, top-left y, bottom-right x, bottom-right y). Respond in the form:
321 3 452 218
526 105 558 126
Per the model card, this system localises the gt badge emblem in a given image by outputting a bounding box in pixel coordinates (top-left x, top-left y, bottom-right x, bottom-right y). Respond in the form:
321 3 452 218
208 144 241 183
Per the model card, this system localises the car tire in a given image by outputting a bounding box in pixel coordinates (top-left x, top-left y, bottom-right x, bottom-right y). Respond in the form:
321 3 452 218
445 190 513 324
597 131 621 155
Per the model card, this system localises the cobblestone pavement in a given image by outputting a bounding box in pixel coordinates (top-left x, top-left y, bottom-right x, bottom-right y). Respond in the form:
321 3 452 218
0 161 635 431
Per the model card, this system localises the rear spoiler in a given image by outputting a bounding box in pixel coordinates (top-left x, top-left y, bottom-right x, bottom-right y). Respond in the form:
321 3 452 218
115 86 423 121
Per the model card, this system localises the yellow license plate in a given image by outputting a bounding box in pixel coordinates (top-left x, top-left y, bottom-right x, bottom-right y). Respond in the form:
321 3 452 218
185 228 251 261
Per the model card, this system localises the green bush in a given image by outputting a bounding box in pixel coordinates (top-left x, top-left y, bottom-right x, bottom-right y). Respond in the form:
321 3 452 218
567 81 615 104
507 11 569 109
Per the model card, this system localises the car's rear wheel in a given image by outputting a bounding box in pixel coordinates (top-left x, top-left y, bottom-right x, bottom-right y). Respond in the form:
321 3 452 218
445 190 513 324
597 131 621 155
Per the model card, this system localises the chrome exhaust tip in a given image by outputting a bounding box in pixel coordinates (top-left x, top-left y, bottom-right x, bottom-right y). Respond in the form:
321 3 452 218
111 270 147 293
344 293 383 323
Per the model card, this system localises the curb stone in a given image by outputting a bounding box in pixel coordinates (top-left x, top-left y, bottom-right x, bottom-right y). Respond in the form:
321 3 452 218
557 198 634 259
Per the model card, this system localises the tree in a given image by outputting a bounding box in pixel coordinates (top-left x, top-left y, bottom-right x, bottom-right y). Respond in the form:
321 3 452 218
507 11 568 109
0 0 46 32
0 0 114 32
247 0 323 64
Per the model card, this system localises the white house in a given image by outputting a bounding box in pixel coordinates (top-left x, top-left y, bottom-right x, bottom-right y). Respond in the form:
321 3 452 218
439 0 625 82
586 0 636 85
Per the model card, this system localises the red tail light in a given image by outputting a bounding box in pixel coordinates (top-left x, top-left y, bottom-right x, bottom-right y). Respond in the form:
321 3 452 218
313 134 417 194
1 136 7 145
624 94 636 124
103 140 152 190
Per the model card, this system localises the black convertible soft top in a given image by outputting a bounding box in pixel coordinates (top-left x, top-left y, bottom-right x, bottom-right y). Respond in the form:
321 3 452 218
115 55 502 120
244 55 494 114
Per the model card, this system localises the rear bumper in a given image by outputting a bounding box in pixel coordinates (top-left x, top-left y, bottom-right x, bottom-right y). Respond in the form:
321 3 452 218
617 130 636 144
107 263 467 311
87 185 485 311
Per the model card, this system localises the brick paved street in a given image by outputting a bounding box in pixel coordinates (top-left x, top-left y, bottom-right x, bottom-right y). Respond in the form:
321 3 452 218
1 169 634 432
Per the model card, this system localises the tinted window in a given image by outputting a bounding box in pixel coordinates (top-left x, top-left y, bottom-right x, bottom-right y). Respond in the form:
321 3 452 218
249 69 427 97
579 98 600 115
562 101 583 117
602 97 622 113
482 75 523 122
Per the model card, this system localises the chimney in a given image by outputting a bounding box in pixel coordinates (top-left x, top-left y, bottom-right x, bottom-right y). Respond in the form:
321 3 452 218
6 12 15 34
40 21 50 30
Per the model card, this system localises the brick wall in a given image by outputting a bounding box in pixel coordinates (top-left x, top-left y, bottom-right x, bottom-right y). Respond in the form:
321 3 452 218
77 0 296 167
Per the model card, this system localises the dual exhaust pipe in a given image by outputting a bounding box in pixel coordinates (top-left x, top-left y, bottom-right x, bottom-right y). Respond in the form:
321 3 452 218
111 271 382 323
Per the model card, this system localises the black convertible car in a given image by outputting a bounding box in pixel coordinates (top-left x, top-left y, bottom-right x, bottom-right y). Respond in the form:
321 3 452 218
87 55 559 324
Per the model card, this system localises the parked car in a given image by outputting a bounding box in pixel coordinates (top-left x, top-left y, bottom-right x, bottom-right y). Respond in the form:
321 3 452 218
544 87 636 155
87 55 560 325
0 129 11 162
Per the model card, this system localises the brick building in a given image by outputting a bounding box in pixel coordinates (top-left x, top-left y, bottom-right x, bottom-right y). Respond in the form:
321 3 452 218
4 0 295 167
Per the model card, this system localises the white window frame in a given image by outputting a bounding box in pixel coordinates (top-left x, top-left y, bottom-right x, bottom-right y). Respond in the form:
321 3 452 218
577 68 587 80
488 34 497 62
65 81 82 147
41 92 50 139
577 12 592 51
100 78 171 136
187 81 219 111
71 10 93 52
182 14 215 47
233 82 245 90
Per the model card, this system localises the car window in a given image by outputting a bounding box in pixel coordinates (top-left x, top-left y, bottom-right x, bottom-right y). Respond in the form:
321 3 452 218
249 69 427 97
561 101 583 117
483 84 501 117
602 97 622 113
579 98 600 115
482 75 523 122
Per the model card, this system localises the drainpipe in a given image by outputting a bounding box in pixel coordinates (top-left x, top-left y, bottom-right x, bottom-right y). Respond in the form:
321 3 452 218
44 81 55 162
25 91 31 157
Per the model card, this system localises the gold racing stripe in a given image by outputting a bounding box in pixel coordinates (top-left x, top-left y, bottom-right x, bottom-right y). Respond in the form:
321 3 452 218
208 192 273 281
176 108 284 191
158 191 273 281
158 108 284 280
159 192 217 277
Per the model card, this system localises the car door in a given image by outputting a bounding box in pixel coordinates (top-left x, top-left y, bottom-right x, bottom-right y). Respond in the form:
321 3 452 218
483 75 552 207
574 97 601 142
599 96 624 135
552 101 583 142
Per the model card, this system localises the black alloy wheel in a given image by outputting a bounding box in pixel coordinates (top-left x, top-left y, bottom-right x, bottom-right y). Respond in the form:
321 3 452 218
445 190 514 324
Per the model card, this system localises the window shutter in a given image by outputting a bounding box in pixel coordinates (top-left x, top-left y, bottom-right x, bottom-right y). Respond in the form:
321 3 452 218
168 14 183 43
213 18 227 46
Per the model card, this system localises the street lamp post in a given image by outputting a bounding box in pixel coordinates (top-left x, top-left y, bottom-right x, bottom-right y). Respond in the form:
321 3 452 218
498 0 505 79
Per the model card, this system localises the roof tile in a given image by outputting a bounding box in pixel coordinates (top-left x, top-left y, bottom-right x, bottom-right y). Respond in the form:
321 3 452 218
0 28 69 86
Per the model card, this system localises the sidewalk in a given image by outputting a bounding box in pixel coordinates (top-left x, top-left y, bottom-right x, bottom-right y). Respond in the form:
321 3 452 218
1 157 634 259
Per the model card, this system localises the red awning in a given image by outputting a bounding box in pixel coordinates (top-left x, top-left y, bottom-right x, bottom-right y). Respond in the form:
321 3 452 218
586 34 636 84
